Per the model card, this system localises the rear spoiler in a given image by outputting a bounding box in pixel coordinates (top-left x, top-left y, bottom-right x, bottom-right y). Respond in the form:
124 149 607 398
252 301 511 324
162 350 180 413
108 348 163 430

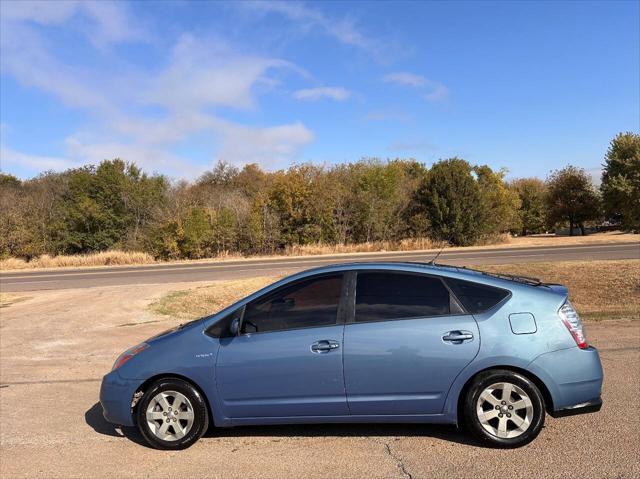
542 283 569 296
428 262 544 286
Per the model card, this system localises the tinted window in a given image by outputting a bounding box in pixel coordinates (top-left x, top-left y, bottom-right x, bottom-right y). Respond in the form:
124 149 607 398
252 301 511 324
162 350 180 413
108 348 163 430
206 307 244 338
355 272 456 322
242 274 343 333
446 278 509 313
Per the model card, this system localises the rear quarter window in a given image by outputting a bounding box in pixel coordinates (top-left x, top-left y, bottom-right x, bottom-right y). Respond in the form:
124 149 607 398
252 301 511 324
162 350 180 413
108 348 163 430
445 277 510 314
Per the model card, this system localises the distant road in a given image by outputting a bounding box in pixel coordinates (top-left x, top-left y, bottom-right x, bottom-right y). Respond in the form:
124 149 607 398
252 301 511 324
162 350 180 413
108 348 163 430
1 242 638 292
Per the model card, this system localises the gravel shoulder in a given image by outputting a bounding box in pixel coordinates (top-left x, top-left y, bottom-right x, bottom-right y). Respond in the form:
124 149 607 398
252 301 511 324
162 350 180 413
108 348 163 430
1 282 638 479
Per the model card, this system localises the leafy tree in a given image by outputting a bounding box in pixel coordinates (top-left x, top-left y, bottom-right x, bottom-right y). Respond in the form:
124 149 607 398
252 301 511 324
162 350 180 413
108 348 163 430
510 178 547 235
53 159 168 253
197 161 239 188
1 154 556 260
414 158 484 246
474 166 521 235
545 166 601 236
0 173 21 188
350 160 405 242
179 207 212 258
267 165 326 246
601 132 640 232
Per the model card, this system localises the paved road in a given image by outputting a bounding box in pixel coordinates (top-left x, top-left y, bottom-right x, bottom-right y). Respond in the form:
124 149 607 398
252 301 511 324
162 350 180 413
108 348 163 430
1 282 638 478
1 242 638 292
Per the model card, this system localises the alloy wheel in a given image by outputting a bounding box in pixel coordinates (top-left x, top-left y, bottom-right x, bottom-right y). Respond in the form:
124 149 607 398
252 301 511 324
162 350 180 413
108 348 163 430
145 390 195 441
476 382 534 439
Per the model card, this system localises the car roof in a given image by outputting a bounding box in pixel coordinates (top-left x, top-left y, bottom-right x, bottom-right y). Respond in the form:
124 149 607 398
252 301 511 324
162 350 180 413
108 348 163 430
292 261 544 290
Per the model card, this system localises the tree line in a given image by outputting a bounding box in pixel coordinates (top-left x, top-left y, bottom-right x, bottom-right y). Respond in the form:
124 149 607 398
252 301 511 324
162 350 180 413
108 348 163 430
0 132 637 260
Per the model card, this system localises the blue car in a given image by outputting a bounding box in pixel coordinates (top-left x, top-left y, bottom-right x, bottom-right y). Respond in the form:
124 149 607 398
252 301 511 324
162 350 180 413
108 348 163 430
100 262 603 449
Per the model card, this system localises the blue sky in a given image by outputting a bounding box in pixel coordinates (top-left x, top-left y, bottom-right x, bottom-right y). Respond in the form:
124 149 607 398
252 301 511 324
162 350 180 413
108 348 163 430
1 0 638 180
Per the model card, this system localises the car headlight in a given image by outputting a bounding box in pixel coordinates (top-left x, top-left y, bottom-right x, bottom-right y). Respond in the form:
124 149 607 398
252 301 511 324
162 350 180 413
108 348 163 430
112 342 149 371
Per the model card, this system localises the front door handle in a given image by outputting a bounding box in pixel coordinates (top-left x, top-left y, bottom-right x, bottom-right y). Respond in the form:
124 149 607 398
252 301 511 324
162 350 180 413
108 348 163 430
311 340 340 353
442 330 474 343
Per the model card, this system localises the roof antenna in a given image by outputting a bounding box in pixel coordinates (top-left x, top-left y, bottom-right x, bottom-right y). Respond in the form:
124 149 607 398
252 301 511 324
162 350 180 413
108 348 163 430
428 241 447 265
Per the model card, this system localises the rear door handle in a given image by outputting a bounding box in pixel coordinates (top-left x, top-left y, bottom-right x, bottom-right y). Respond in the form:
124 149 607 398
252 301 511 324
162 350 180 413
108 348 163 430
442 330 474 343
311 340 340 353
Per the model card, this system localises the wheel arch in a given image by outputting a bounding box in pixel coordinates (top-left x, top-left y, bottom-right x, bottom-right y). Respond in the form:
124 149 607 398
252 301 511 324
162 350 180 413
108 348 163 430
455 365 554 424
132 373 214 428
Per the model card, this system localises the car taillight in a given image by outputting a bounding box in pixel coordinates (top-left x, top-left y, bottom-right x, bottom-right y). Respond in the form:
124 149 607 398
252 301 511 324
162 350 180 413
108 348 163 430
559 301 588 349
112 343 149 371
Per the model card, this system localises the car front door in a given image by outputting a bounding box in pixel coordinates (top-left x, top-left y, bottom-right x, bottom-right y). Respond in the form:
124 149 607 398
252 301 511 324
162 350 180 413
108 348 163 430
215 273 349 419
343 271 480 415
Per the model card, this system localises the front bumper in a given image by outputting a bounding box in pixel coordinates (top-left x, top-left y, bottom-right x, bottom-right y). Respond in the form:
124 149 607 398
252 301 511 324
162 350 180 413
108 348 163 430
99 370 144 427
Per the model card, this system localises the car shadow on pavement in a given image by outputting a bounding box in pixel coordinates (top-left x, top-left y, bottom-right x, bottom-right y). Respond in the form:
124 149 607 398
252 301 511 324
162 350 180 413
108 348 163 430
86 402 481 448
85 402 147 446
210 423 481 447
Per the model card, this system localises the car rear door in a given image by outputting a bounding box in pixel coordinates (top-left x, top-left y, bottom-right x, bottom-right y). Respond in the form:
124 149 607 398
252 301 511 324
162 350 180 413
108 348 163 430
343 270 480 415
215 273 349 419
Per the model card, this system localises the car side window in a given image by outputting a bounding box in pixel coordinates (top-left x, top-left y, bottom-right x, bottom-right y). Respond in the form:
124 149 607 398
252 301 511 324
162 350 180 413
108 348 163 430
206 306 244 338
242 274 343 334
355 271 461 323
445 277 509 314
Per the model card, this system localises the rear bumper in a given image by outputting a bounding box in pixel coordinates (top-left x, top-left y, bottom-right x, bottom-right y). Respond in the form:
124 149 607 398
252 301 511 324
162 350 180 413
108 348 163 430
99 370 144 427
528 346 604 414
550 397 602 418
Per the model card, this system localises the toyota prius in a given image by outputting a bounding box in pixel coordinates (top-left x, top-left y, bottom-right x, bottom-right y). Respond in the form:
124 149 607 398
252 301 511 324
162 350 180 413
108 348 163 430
100 262 603 449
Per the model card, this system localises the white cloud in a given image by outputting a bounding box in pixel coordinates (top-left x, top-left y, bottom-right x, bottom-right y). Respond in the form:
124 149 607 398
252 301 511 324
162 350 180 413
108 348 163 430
215 121 314 168
0 0 146 47
0 145 79 172
241 1 389 60
383 71 449 103
1 12 316 177
1 23 116 112
424 85 449 103
0 0 78 25
383 72 428 88
293 87 350 101
146 34 294 112
64 136 207 179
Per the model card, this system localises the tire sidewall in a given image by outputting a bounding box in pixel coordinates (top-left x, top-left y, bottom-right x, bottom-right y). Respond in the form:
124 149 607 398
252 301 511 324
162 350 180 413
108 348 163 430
464 370 545 448
136 378 209 450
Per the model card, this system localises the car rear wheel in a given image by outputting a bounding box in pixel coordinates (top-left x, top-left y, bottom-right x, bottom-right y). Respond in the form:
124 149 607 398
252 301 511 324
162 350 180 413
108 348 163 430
464 369 545 448
136 378 209 450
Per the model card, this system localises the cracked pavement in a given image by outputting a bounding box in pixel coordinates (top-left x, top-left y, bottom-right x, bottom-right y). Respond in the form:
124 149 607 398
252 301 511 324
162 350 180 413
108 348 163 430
1 282 639 478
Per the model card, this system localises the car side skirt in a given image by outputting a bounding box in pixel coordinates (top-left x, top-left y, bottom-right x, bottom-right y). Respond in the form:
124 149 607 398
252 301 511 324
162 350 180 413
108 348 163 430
229 414 455 427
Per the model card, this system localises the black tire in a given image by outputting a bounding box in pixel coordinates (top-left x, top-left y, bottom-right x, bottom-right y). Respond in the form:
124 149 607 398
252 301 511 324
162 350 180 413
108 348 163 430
463 369 545 448
136 378 209 450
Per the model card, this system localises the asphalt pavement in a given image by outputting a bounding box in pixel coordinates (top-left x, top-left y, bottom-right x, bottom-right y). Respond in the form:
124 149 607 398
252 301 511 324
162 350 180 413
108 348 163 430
0 281 638 479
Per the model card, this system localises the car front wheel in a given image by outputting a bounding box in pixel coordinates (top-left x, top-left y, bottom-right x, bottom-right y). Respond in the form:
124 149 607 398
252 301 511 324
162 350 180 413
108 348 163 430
136 378 209 450
464 369 545 448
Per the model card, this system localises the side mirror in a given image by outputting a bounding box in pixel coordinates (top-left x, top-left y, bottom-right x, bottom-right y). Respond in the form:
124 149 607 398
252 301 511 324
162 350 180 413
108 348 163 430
229 318 240 336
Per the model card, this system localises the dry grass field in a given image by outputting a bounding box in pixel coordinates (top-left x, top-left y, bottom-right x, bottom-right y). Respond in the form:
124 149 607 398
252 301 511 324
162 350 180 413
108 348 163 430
150 259 639 322
150 276 277 320
0 293 31 309
482 260 640 320
0 251 155 270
